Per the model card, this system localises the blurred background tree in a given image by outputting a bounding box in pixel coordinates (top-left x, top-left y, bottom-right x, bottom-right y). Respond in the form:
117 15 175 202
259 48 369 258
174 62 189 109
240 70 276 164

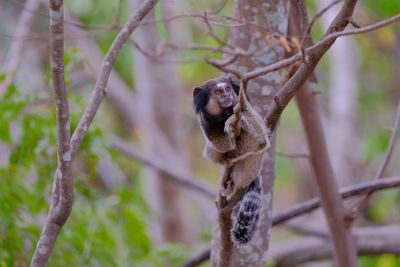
0 0 399 266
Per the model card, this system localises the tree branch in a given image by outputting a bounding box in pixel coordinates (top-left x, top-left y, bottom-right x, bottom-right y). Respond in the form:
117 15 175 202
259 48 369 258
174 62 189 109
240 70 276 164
31 0 72 265
30 1 158 265
296 82 357 266
70 0 159 158
110 137 217 199
181 176 400 267
269 225 400 267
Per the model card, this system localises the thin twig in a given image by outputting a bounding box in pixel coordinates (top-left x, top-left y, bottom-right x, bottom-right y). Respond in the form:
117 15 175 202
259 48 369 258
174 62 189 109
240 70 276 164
276 151 310 158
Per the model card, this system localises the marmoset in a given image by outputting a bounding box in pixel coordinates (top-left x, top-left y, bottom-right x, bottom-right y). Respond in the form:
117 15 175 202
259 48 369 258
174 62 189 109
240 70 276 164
193 77 269 246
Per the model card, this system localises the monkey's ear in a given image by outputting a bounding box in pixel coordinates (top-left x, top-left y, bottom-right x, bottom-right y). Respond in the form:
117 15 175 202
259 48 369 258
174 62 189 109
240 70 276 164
193 86 209 114
193 86 203 98
229 77 240 95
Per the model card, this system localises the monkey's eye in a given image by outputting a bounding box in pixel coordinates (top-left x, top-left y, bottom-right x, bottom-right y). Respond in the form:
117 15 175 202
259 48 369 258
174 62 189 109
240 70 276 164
215 89 222 95
225 87 231 92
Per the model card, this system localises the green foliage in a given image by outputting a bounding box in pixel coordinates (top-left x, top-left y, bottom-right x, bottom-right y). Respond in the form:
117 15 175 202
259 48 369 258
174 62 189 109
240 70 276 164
0 73 197 265
368 190 398 223
359 255 400 267
361 129 390 164
0 83 174 266
364 0 400 17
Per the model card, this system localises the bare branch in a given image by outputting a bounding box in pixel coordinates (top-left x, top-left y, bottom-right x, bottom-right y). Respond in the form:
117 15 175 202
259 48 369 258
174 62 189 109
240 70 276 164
70 0 159 158
181 176 400 267
207 13 400 86
296 82 357 266
269 225 400 266
276 151 310 159
266 0 359 133
130 39 204 64
273 176 400 225
180 248 211 267
302 0 342 49
31 0 72 265
110 137 217 199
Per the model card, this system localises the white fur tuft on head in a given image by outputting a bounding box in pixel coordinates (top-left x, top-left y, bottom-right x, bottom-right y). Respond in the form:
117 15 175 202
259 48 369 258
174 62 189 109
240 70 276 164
217 82 227 88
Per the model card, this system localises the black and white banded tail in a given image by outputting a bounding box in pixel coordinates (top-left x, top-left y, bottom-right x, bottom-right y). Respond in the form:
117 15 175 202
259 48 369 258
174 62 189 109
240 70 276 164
231 176 262 246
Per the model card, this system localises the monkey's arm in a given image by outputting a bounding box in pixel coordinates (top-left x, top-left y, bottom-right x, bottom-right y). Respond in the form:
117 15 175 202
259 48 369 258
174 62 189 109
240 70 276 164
240 109 270 146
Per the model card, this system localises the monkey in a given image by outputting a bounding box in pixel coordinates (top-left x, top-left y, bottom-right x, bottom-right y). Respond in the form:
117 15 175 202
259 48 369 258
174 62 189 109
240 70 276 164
192 77 270 246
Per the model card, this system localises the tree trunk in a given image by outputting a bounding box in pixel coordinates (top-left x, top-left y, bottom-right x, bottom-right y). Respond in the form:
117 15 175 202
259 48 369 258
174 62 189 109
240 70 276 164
210 0 289 266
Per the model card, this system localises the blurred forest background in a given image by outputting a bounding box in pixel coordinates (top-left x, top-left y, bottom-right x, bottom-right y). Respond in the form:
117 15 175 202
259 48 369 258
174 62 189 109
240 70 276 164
0 0 400 266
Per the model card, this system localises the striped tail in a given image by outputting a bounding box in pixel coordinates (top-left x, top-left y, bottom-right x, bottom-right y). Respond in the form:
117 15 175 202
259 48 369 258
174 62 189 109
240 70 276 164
231 176 261 246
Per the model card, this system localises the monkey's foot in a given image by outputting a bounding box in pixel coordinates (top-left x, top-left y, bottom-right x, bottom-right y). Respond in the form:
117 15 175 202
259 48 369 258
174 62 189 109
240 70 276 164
221 179 234 196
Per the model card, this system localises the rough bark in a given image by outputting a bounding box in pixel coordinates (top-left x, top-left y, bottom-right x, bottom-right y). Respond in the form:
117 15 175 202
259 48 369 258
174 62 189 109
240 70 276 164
210 1 289 266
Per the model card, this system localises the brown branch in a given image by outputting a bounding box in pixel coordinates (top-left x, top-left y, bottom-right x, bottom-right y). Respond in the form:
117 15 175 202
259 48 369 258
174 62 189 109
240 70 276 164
205 58 243 79
30 0 72 265
130 39 204 64
287 5 358 265
276 151 310 158
180 176 400 267
0 0 42 95
283 222 329 239
180 248 211 267
302 0 342 49
349 99 400 219
296 82 357 265
110 137 217 199
272 176 400 225
269 225 400 266
215 13 400 86
266 0 359 133
70 0 159 158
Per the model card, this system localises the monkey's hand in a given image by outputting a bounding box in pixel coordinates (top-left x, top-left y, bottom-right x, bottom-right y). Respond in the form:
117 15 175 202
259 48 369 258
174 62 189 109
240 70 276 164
224 115 237 138
224 103 242 138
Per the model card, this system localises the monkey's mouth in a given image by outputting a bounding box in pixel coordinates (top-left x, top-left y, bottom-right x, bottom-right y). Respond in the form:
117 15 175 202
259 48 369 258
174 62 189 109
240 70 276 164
220 98 233 108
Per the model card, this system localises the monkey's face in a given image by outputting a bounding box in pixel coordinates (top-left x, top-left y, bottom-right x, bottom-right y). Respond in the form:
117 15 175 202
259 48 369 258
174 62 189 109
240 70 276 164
193 77 240 116
213 82 237 108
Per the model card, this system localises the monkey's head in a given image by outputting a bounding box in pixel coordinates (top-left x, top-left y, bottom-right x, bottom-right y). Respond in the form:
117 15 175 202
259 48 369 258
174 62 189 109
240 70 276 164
193 77 240 117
